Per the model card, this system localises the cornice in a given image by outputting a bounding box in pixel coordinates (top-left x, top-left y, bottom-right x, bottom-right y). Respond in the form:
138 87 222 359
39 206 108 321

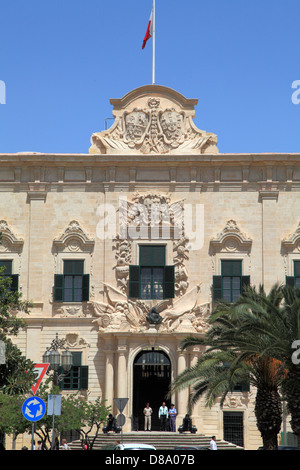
0 152 300 165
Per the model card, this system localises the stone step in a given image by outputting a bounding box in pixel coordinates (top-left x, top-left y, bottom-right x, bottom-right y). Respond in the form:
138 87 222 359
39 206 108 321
70 432 243 450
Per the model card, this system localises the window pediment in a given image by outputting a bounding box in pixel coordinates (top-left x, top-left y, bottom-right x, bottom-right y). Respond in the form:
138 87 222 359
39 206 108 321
210 220 252 254
53 221 95 253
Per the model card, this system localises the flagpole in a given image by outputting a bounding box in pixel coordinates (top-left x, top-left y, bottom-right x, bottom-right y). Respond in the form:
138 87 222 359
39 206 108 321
152 0 155 84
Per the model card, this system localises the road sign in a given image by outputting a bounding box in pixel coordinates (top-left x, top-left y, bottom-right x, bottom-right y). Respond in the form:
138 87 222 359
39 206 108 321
0 341 5 364
47 394 62 416
114 398 129 413
117 414 126 426
31 363 49 395
22 397 46 422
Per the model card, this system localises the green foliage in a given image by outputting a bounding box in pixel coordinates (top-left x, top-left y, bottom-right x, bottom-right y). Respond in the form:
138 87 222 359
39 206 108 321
24 381 111 450
0 392 28 436
0 267 36 395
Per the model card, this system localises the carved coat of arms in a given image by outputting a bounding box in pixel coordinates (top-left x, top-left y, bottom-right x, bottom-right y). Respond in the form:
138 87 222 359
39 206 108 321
89 85 218 155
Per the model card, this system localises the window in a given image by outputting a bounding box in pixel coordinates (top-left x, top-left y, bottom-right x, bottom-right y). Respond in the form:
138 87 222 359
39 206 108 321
0 260 19 292
53 260 89 302
129 245 174 300
212 260 250 302
223 412 244 448
286 261 300 289
59 352 88 391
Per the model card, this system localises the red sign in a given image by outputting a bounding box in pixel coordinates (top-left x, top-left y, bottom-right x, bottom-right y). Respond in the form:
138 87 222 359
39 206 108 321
31 363 49 395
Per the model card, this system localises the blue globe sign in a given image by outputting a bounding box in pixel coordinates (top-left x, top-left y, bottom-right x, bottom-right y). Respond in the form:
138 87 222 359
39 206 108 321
22 396 46 422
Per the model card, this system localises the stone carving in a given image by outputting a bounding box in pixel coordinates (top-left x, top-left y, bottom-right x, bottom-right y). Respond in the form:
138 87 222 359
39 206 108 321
282 222 300 253
146 307 163 325
0 220 24 252
210 220 252 253
112 192 189 297
89 85 218 155
90 283 209 334
174 237 189 296
53 220 95 252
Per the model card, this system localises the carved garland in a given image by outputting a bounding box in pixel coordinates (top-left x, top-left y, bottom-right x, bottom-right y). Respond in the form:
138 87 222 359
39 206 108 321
113 192 189 297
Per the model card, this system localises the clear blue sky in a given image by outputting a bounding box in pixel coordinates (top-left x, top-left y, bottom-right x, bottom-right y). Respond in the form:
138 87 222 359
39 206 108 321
0 0 299 154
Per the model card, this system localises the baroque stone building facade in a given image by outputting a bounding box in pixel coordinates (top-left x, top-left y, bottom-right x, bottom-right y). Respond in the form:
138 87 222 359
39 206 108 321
2 85 298 449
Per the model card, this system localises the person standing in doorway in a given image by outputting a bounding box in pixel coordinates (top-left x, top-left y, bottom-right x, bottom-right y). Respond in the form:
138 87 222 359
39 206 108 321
168 404 177 432
143 402 153 431
210 435 218 450
158 401 169 431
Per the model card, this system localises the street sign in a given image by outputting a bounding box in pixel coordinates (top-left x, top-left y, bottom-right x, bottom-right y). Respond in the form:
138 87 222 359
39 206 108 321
116 414 126 426
0 341 5 365
47 394 62 416
114 398 129 413
31 363 49 395
22 397 46 422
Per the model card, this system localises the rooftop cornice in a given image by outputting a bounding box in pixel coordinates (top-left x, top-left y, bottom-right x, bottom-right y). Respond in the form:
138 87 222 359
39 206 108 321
0 152 300 165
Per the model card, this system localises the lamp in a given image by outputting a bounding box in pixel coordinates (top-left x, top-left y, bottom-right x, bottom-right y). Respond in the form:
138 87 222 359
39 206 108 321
43 333 73 384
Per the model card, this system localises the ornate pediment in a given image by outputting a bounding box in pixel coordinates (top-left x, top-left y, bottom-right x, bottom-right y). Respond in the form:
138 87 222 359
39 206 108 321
281 222 300 253
210 220 252 253
53 220 95 252
89 85 218 155
0 220 24 252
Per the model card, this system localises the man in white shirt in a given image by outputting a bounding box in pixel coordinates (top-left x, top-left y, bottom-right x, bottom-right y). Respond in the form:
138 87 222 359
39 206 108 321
158 401 169 431
143 402 153 431
210 435 218 450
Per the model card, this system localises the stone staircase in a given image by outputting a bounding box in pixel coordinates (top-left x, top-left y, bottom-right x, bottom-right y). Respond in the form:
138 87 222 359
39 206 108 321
70 432 244 451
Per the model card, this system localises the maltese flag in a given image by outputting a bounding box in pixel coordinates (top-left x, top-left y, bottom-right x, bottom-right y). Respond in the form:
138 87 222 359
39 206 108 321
142 10 153 49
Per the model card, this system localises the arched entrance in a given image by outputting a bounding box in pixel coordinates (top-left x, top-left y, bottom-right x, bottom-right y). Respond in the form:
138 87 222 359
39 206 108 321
132 348 171 431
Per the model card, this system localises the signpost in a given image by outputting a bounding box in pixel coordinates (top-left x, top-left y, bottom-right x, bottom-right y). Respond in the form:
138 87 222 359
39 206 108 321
31 363 49 395
22 396 46 450
114 398 128 442
48 395 62 450
0 340 5 364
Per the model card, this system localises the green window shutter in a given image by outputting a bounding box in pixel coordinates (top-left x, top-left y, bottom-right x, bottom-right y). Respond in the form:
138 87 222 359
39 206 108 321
82 274 90 301
240 381 250 392
294 261 300 277
164 265 175 299
64 260 84 274
241 275 250 292
286 276 295 288
80 366 89 390
129 266 140 298
0 260 12 274
54 274 64 302
221 260 242 276
139 245 165 266
10 274 19 292
213 275 222 301
139 246 153 265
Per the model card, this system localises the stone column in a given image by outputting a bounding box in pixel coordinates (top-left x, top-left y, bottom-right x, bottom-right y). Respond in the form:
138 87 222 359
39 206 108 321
177 348 189 421
104 348 115 410
117 339 128 399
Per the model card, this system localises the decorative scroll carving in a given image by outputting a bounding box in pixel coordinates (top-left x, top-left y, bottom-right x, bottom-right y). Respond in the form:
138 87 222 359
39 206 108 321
89 85 218 155
210 220 252 253
0 220 24 252
113 192 189 297
90 283 209 334
281 222 300 253
53 220 95 252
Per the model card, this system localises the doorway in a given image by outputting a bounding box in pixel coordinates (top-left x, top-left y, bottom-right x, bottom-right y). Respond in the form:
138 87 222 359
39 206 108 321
132 349 171 431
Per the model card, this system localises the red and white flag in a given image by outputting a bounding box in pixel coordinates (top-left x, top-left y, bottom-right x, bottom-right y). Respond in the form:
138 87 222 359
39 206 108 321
142 10 153 49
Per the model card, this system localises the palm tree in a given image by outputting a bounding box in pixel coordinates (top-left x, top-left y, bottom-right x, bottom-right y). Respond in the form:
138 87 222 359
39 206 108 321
170 284 286 450
259 286 300 449
227 284 300 448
